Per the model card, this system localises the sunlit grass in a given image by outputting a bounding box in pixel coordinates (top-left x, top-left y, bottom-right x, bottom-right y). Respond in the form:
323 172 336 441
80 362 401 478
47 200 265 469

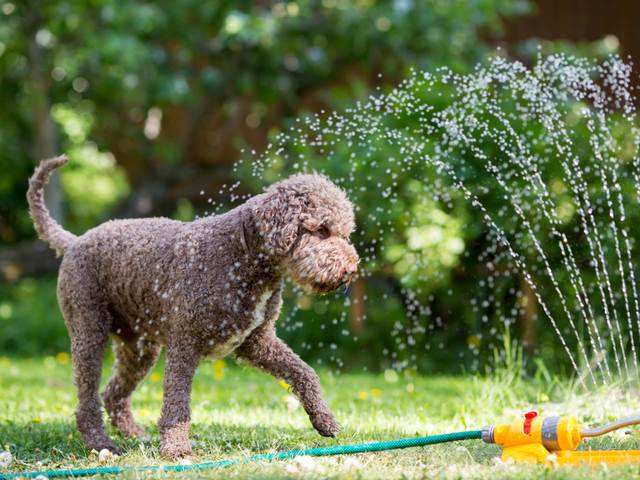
2 356 640 478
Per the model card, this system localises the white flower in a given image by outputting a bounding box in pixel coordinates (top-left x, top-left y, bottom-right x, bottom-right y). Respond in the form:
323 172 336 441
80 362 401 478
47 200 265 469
0 450 12 468
35 476 49 480
294 455 316 470
343 457 362 469
179 458 192 466
492 456 507 466
98 449 114 462
284 394 300 412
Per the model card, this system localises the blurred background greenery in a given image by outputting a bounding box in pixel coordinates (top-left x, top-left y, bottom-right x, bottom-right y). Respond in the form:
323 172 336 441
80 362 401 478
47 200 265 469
0 0 637 374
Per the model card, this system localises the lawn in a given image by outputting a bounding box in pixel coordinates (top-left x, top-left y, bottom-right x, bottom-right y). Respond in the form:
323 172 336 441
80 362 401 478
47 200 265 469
2 355 640 479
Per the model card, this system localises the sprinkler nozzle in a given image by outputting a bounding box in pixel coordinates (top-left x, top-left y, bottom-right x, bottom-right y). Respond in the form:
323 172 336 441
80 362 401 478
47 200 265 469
579 414 640 438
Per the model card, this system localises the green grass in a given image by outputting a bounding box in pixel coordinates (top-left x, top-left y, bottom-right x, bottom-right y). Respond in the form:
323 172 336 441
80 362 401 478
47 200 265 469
2 355 640 479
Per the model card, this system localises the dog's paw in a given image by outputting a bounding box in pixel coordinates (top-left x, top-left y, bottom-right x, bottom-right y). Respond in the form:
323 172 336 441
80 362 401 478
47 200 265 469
87 439 122 456
160 442 193 459
310 411 341 437
115 419 150 441
160 422 193 459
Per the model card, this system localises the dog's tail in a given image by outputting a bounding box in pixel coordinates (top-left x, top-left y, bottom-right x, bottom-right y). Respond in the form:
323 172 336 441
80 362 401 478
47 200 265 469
27 155 77 256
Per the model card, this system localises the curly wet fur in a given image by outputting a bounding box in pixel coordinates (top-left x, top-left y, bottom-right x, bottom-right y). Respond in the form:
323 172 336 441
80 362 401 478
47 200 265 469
28 156 359 458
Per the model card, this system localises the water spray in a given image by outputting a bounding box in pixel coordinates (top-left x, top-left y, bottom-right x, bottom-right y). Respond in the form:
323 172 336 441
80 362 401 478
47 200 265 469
2 411 640 478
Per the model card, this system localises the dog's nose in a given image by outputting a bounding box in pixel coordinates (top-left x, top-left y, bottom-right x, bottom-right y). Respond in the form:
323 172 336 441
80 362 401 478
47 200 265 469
345 260 358 276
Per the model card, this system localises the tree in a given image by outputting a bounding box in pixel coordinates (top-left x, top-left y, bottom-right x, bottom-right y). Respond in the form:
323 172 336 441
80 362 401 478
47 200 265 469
0 0 529 247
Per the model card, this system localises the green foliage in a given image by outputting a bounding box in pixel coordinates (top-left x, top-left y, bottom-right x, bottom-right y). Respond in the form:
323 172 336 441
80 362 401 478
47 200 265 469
0 0 528 243
0 277 68 356
384 190 467 289
52 104 129 232
237 50 640 377
0 0 538 370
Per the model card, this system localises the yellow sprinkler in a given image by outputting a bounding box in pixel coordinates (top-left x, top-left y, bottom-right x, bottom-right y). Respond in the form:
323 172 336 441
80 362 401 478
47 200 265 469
482 411 640 466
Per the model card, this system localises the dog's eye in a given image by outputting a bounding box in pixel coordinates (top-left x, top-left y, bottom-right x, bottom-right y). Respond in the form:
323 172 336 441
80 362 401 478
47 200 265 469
317 226 330 239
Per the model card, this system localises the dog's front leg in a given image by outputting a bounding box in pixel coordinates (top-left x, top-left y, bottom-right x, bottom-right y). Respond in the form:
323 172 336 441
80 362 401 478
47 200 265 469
158 341 200 458
236 325 340 437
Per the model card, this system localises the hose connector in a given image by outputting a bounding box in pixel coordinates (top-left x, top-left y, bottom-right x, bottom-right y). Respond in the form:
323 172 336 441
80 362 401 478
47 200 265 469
481 425 495 444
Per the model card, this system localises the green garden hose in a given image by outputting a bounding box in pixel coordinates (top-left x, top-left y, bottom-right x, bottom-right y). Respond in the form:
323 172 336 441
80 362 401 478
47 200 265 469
0 430 482 479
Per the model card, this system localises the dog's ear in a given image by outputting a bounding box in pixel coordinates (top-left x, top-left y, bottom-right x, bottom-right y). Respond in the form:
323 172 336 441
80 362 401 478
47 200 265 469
252 186 305 256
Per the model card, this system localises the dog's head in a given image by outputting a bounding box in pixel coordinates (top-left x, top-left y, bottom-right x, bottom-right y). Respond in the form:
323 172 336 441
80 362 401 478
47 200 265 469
251 173 359 294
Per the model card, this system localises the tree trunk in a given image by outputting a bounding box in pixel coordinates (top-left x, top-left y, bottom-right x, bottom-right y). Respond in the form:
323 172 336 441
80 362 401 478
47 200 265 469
349 277 366 334
23 5 62 222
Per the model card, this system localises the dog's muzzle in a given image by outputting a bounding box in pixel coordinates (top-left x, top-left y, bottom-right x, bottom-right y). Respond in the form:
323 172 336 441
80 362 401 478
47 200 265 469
314 257 359 294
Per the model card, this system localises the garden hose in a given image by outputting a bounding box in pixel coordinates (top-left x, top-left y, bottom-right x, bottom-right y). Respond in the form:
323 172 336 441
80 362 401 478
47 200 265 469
0 430 482 479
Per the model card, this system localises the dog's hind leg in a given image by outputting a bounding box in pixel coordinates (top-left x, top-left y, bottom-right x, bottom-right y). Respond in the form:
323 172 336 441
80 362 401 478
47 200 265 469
58 267 117 453
103 337 160 439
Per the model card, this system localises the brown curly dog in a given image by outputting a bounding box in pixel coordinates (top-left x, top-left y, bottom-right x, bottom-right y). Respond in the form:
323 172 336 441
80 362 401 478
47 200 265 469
27 155 359 458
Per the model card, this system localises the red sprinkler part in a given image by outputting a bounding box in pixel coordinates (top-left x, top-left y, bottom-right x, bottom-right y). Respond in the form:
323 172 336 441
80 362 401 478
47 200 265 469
522 411 538 435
